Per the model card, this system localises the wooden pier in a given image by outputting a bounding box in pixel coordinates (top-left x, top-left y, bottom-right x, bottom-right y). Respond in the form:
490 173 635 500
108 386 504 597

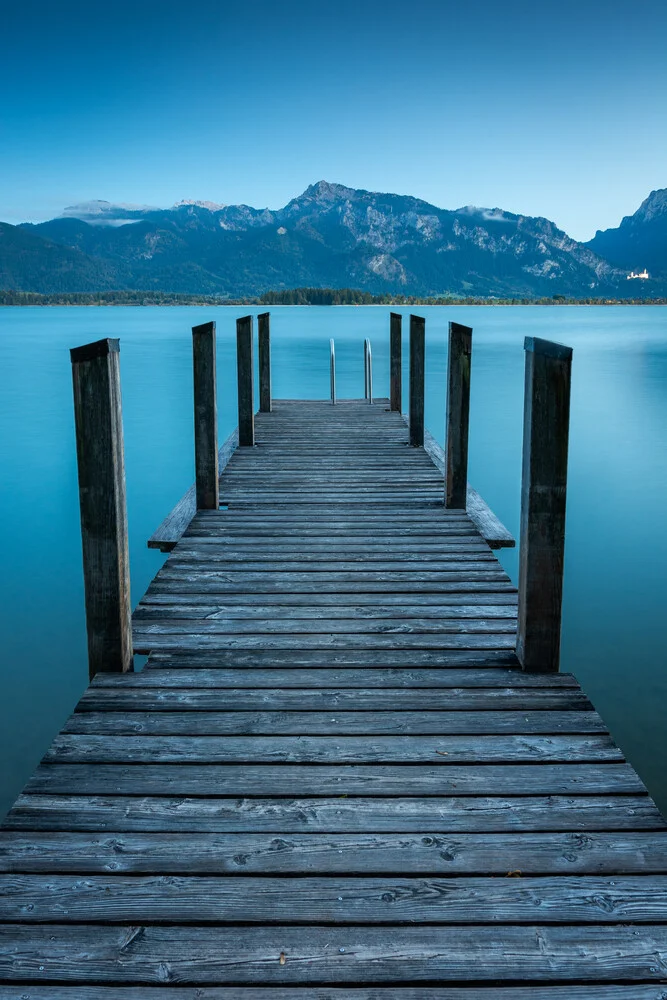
2 316 667 997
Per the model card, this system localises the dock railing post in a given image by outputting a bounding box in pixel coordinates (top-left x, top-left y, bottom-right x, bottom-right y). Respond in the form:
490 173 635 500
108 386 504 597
390 312 402 412
445 321 472 509
192 321 219 510
70 338 133 679
237 314 255 445
330 338 336 405
364 338 373 404
409 314 425 446
258 312 271 413
517 336 573 673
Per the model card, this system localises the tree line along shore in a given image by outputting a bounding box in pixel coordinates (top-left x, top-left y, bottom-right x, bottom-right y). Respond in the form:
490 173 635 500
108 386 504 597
1 288 666 307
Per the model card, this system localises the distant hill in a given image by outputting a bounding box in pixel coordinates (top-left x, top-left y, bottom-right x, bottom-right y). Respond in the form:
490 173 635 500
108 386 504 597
0 221 127 293
1 181 664 298
586 189 667 279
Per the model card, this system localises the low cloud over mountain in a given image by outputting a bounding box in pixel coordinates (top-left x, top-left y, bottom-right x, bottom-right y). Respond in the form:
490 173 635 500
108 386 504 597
2 182 664 297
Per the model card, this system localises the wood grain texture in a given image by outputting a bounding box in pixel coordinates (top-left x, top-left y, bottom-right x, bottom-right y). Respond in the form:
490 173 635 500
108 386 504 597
390 311 402 411
192 321 219 510
5 396 666 997
1 990 666 1000
5 794 662 833
445 321 472 509
2 923 667 983
409 315 425 447
517 337 573 672
1 989 666 1000
23 762 643 797
60 709 604 736
4 830 665 875
70 338 132 677
5 874 667 923
236 315 254 446
42 733 622 764
258 312 271 413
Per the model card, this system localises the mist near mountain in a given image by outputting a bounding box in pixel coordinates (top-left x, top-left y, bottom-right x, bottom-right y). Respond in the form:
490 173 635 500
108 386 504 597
2 181 664 297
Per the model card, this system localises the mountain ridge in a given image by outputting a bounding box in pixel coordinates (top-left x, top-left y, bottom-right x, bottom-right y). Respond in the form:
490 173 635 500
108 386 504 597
586 189 667 277
2 181 664 297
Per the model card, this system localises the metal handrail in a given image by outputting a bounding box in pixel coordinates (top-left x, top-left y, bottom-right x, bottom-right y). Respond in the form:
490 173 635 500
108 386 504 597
364 338 373 404
330 338 336 405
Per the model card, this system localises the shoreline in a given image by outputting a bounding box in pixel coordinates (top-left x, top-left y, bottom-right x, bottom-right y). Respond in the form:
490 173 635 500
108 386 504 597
2 301 666 308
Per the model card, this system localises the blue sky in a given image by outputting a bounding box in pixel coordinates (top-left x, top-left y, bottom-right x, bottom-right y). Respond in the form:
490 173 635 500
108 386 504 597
2 0 666 240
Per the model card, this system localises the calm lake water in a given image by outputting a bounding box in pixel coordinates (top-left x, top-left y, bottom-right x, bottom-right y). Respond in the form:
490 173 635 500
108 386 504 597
1 304 666 819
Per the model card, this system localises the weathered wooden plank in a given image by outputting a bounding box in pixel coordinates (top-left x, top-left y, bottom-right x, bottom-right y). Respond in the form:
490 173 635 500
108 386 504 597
0 989 665 1000
166 552 498 567
134 601 517 620
517 337 572 673
70 338 132 678
139 649 522 668
146 581 517 598
23 762 643 797
175 540 490 554
220 494 448 503
139 592 519 608
5 793 661 833
3 923 667 982
89 665 573 690
132 632 518 652
147 428 239 552
9 395 661 998
4 829 665 876
185 526 481 539
40 733 623 764
156 561 510 576
79 686 590 711
62 710 604 736
5 874 667 924
133 618 517 637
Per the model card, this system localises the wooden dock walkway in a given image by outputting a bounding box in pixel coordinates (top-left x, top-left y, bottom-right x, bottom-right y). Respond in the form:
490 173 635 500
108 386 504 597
2 324 667 997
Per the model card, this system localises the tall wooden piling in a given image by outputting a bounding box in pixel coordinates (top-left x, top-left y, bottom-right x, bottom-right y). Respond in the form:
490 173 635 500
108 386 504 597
237 315 255 446
445 321 472 509
390 312 402 412
258 312 271 413
70 338 132 678
517 336 573 673
192 321 219 510
409 314 425 447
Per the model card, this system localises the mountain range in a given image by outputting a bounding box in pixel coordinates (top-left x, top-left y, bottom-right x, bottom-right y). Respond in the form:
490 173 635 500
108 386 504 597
1 182 665 298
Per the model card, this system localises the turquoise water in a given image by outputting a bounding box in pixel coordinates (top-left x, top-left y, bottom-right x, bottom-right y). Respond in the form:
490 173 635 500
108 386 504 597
1 304 667 818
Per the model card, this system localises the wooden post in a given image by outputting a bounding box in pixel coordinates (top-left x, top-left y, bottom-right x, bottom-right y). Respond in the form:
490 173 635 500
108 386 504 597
70 338 133 679
237 314 254 446
517 336 573 674
390 312 402 412
409 314 425 447
445 321 472 509
258 312 271 413
192 321 219 510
